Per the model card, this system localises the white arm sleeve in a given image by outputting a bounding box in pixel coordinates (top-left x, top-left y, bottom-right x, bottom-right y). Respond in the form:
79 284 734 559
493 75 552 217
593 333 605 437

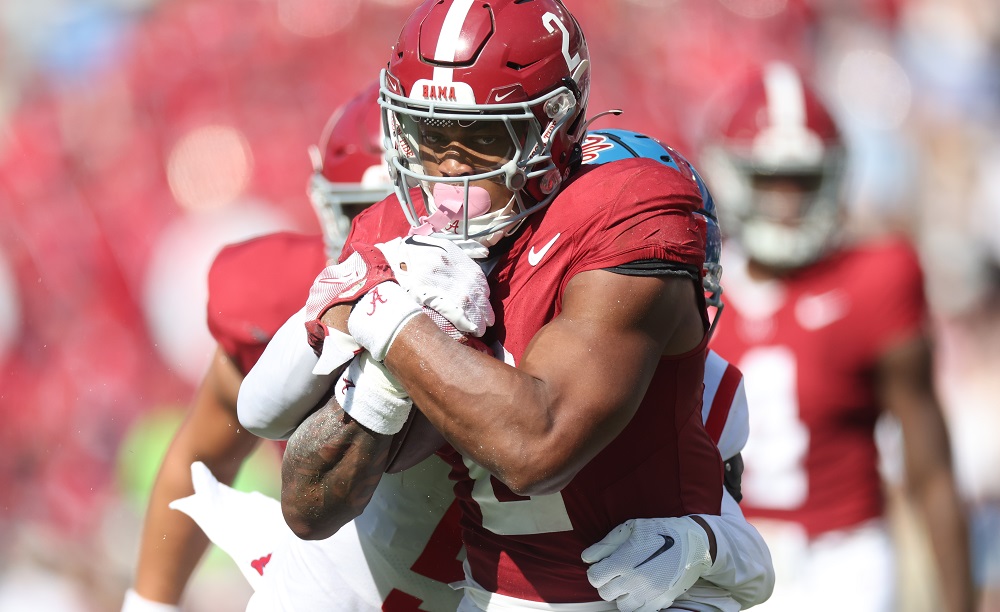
696 490 775 608
237 307 338 440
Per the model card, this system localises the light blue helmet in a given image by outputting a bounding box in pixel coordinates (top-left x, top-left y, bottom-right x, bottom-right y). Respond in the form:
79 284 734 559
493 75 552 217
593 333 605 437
582 129 723 310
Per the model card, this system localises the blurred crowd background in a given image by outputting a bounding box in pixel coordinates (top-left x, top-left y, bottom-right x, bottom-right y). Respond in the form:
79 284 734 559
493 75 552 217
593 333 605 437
0 0 997 610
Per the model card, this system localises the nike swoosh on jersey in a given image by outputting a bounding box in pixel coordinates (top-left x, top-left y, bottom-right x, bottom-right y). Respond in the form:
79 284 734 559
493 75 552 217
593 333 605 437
635 534 675 568
527 233 561 266
794 289 850 330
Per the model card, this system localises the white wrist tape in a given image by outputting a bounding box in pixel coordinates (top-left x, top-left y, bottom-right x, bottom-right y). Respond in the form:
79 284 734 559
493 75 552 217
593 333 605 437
334 351 412 435
121 589 181 612
312 326 362 375
347 281 421 362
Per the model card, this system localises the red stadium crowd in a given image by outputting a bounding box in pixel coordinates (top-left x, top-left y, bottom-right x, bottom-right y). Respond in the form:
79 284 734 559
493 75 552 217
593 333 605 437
0 0 996 610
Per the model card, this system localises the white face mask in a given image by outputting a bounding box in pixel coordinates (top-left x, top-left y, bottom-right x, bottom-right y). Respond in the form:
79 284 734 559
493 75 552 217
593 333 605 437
739 210 839 269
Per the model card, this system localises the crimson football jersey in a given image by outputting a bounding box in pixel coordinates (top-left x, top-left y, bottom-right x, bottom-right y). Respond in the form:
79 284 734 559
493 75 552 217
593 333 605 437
710 238 927 537
347 157 724 603
207 232 328 376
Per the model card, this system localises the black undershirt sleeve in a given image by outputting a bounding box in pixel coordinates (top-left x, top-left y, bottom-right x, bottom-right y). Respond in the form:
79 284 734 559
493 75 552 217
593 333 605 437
604 259 700 282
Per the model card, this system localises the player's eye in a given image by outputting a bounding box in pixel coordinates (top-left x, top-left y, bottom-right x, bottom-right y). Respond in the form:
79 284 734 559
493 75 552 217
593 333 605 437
421 130 444 146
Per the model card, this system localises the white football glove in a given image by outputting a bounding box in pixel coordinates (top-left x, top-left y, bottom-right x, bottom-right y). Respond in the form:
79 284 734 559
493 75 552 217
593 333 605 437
303 244 392 369
334 350 412 435
375 235 494 337
347 281 423 362
169 462 289 592
304 244 395 322
582 516 712 612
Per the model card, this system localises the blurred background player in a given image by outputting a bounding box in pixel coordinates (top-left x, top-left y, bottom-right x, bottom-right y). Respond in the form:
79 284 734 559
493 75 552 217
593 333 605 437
121 83 465 611
306 82 396 258
699 61 975 612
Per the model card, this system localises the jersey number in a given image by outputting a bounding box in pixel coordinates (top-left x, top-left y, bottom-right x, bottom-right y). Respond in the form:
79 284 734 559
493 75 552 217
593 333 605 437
739 346 810 509
463 456 573 535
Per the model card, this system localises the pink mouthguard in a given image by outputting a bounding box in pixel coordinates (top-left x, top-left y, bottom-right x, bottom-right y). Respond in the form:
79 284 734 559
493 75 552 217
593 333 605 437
409 183 492 235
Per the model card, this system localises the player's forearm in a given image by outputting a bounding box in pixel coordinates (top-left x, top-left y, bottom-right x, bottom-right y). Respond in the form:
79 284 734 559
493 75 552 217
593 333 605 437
281 398 390 540
133 456 215 603
896 401 975 609
911 468 975 612
384 315 592 496
883 337 975 611
322 301 570 492
134 513 207 603
695 492 775 608
133 414 258 601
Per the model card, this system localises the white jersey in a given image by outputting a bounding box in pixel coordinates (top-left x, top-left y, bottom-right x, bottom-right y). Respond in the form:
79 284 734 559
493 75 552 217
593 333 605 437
250 456 462 611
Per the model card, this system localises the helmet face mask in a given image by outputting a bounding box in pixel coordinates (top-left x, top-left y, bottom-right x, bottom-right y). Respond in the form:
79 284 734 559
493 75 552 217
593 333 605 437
379 0 590 249
308 163 393 253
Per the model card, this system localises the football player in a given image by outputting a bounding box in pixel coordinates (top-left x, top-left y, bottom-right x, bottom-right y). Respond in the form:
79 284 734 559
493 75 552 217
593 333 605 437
125 82 770 611
699 61 975 612
240 1 771 609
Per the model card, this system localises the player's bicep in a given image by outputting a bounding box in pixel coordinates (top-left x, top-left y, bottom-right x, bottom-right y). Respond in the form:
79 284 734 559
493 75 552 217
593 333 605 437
519 269 702 444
